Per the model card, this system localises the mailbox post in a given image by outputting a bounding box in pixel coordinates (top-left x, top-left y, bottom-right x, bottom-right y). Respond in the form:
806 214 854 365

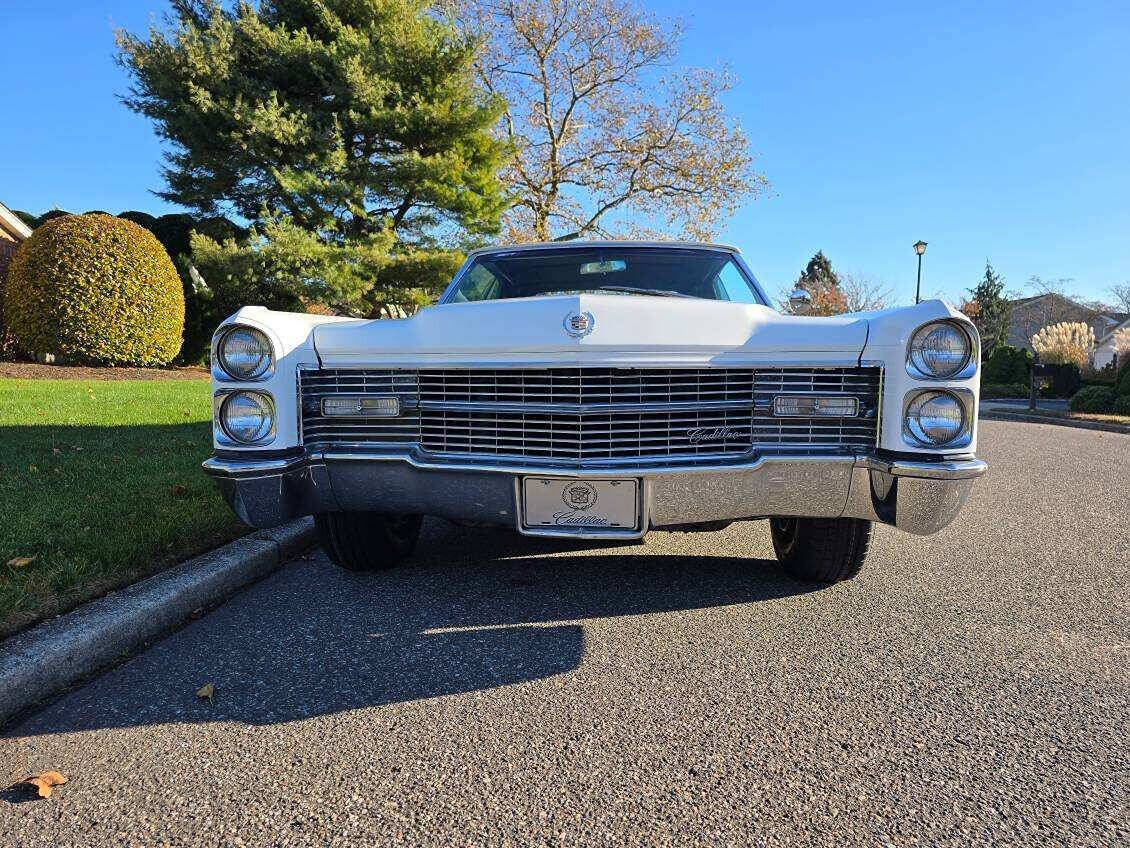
1030 356 1051 411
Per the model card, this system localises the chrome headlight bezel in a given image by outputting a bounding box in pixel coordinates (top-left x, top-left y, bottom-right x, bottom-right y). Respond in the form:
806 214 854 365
902 388 974 449
906 320 977 381
212 324 275 382
214 389 277 446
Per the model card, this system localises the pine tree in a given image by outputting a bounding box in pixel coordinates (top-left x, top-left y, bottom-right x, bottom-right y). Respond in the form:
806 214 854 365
967 262 1012 355
117 0 507 314
791 251 847 315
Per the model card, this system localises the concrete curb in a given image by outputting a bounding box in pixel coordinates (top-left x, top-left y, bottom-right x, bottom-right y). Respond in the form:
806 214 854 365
981 410 1130 435
0 517 317 727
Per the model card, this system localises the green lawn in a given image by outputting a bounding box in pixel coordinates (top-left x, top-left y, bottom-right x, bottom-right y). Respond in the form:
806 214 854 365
0 378 245 638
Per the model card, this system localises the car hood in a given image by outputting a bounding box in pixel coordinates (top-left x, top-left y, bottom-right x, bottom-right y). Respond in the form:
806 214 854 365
311 294 871 367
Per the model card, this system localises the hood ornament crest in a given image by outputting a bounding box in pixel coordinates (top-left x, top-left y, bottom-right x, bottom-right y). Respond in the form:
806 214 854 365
563 310 596 338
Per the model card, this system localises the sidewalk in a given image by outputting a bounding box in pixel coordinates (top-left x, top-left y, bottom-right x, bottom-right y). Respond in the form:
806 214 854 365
978 399 1130 435
979 398 1069 414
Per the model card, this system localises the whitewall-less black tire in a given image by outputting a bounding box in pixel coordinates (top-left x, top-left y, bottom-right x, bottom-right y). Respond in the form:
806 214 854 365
316 512 422 572
770 517 872 584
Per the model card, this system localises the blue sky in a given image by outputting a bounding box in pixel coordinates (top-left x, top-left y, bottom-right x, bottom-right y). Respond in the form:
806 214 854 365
2 0 1128 306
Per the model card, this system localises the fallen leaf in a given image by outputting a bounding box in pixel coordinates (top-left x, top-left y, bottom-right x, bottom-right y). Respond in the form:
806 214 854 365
52 447 61 456
7 556 37 569
24 770 67 798
170 484 188 498
196 682 215 704
28 465 38 473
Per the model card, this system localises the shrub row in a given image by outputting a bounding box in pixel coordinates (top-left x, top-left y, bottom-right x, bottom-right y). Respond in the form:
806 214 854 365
982 344 1088 398
982 345 1032 385
980 382 1029 399
1069 359 1130 415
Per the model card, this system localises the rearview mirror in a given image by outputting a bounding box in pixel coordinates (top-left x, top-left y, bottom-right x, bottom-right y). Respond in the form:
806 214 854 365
788 287 812 311
579 260 627 275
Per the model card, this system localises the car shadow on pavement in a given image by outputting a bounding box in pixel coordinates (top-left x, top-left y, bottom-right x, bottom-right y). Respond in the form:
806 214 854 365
7 520 813 737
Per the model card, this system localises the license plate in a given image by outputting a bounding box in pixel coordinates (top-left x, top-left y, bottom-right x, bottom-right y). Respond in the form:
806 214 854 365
521 478 639 531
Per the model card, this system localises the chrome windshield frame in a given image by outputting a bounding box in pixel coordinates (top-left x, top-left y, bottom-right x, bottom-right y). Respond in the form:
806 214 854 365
436 243 773 308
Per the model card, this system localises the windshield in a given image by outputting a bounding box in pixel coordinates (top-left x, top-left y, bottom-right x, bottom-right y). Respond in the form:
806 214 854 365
442 247 767 305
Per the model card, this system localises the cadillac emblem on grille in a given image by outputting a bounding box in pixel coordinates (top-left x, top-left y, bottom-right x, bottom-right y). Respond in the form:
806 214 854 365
687 426 742 444
562 481 598 510
563 311 596 338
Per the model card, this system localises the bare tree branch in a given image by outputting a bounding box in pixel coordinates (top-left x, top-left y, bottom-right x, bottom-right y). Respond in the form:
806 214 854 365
839 272 894 312
1108 283 1130 314
447 0 767 242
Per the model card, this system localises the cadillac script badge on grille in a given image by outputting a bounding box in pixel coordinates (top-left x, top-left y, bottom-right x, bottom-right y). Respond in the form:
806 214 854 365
563 311 596 338
687 426 742 444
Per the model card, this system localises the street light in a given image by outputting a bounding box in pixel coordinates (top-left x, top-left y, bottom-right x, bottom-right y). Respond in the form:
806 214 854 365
913 240 928 304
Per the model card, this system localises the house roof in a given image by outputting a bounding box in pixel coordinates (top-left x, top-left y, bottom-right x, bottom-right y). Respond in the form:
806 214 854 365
0 201 32 241
1097 317 1130 345
1009 291 1122 324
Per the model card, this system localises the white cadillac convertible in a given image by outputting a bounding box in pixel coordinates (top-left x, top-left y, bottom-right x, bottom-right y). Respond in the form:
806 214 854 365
204 242 986 583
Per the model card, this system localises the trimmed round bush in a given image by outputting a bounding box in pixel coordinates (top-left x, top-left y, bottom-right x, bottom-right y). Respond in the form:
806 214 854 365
1113 394 1130 416
5 214 184 365
1069 385 1116 413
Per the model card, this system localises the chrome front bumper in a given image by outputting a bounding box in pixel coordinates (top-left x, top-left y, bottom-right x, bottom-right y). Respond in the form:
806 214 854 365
203 450 987 539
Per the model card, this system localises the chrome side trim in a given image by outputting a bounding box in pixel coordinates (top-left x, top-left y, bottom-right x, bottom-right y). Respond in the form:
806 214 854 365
863 456 987 480
203 454 308 478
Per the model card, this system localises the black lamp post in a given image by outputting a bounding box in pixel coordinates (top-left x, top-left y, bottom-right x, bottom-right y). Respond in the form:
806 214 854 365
913 240 928 304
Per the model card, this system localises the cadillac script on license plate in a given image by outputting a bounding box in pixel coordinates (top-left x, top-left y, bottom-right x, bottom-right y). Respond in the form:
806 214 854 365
521 477 639 531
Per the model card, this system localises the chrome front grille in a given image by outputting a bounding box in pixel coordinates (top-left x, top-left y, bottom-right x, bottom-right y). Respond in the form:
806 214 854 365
299 369 420 445
417 368 755 406
420 407 754 460
752 368 881 449
299 366 880 462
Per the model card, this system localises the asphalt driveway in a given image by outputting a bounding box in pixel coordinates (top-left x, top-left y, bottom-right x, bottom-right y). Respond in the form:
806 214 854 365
2 420 1128 847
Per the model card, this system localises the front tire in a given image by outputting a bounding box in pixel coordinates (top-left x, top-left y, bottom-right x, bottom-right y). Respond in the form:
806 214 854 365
770 517 872 584
316 512 422 572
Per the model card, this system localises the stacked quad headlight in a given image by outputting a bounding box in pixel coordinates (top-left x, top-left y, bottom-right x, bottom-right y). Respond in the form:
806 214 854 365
216 325 274 380
907 321 972 379
213 325 277 446
904 320 977 449
219 390 277 445
904 390 965 446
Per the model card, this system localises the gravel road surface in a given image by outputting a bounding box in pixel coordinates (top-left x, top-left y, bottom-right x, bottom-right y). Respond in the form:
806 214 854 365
2 420 1128 847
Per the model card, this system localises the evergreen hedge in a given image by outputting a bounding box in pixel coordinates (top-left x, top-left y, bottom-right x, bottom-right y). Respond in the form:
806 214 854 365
1069 386 1117 413
1118 359 1130 397
982 345 1032 385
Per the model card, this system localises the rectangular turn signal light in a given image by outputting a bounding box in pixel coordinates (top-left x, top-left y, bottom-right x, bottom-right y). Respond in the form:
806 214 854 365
321 396 401 418
771 395 859 417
